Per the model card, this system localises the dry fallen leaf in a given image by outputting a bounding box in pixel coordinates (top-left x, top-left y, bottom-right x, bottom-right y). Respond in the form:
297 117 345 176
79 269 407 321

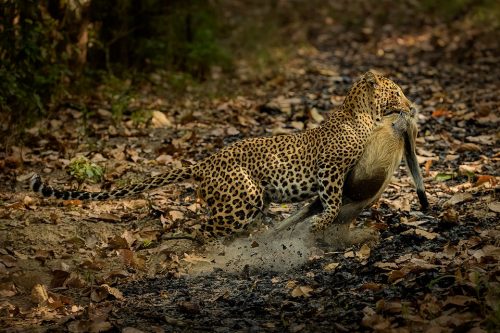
441 208 459 224
168 210 185 221
474 175 497 187
151 110 173 128
356 244 371 260
0 282 17 297
182 253 212 264
359 282 382 291
466 134 496 145
290 121 304 130
31 284 49 305
291 285 314 298
415 229 439 240
118 249 145 269
344 251 355 258
424 160 432 175
122 327 146 333
432 108 452 118
376 299 403 313
91 284 124 302
488 202 500 213
444 193 473 207
387 269 407 283
310 108 324 123
456 142 481 152
323 262 340 272
374 262 399 270
444 295 477 307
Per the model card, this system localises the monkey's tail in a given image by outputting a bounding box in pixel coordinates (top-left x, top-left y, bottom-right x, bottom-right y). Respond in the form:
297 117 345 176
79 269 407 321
404 121 430 210
30 166 196 201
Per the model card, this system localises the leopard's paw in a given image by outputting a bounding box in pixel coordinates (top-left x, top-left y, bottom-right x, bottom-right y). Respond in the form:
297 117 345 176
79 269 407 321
310 215 327 232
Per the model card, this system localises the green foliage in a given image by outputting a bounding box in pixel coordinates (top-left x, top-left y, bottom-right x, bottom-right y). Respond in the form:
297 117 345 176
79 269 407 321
67 156 104 186
89 0 230 78
130 109 152 126
419 0 500 27
0 1 69 131
434 173 457 182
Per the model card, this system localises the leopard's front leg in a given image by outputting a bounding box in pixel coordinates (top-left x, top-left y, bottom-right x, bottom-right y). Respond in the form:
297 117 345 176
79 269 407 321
311 164 346 231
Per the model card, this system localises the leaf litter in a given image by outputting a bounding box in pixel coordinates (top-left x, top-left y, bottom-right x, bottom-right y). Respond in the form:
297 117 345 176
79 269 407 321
1 7 499 333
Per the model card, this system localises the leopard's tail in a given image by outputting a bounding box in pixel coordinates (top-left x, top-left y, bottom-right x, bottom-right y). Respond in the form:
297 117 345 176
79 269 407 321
29 166 196 201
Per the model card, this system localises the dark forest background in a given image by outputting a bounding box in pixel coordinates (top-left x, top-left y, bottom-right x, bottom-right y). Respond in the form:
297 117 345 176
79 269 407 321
1 0 499 140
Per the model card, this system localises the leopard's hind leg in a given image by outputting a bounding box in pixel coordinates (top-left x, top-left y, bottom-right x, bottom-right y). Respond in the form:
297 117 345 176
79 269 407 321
199 165 266 239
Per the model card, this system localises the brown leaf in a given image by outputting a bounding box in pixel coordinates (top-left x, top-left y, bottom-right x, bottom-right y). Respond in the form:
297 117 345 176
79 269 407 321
419 294 442 317
441 208 459 224
387 270 407 283
290 121 304 130
444 295 477 307
458 164 481 175
488 202 500 213
374 262 399 271
168 210 184 221
63 200 83 207
444 193 473 207
90 319 113 333
323 262 340 272
432 108 452 118
415 229 439 240
424 159 432 175
177 301 200 314
356 244 371 260
226 126 240 135
118 249 145 269
65 272 88 289
456 142 482 152
122 328 146 333
91 284 124 302
474 175 497 187
310 108 324 123
151 111 173 128
359 282 382 291
291 285 314 298
109 235 131 250
0 255 17 268
466 134 496 145
31 284 49 305
376 299 402 313
156 154 174 165
182 253 211 264
0 282 17 297
361 306 391 330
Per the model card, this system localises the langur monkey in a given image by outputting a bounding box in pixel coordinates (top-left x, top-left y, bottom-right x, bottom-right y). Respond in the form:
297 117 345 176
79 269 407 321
274 111 429 245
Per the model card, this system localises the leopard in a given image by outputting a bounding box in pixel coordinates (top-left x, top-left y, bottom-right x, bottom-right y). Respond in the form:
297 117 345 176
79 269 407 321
30 71 414 240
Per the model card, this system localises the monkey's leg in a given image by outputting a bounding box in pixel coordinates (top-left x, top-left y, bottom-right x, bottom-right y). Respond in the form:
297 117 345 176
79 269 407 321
315 195 381 248
273 197 322 232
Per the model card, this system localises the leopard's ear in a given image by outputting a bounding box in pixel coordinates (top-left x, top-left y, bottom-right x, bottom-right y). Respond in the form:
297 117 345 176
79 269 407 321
363 71 380 89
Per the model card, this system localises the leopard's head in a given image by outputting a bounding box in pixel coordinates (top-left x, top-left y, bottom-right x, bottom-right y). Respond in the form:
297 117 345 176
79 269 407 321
362 71 413 122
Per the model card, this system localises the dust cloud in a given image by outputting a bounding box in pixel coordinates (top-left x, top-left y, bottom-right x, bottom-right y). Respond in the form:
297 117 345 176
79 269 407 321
188 220 361 274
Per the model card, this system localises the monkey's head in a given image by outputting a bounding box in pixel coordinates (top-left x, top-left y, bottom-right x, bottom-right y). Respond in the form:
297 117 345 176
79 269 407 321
361 71 413 122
